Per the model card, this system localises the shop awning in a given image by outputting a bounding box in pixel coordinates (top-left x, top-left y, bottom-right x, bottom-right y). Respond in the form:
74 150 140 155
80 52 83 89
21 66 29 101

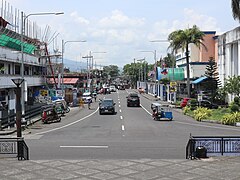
47 78 79 84
192 76 208 84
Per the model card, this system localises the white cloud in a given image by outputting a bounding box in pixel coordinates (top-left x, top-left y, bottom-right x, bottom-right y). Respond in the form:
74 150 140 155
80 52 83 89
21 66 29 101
99 10 145 28
46 8 222 68
70 11 90 25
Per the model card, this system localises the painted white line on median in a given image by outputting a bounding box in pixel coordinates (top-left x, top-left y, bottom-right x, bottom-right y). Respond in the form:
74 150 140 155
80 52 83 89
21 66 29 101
141 104 152 115
119 109 122 113
60 145 108 148
141 104 240 132
36 108 99 135
119 105 121 108
175 121 240 132
120 116 123 120
122 125 125 131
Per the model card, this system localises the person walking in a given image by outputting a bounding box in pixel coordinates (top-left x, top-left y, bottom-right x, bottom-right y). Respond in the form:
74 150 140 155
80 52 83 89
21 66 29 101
87 99 92 109
79 98 84 108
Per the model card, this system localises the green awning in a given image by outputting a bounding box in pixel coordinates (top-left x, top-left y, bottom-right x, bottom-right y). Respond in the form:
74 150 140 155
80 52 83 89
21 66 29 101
0 34 36 54
156 67 185 81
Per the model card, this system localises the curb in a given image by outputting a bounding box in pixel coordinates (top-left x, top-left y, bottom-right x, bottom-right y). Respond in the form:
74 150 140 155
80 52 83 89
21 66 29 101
0 117 42 136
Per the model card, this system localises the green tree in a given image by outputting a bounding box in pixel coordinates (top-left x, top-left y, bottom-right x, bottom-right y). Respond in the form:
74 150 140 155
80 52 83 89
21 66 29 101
163 53 175 68
103 65 120 79
204 57 221 102
232 0 240 22
168 25 206 97
224 75 240 97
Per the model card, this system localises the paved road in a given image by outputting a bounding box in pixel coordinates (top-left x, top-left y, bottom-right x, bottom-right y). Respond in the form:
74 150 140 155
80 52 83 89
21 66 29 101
3 89 240 160
1 90 240 179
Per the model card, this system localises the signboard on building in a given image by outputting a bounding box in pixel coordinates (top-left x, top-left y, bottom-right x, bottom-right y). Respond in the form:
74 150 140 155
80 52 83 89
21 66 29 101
40 89 48 96
170 81 177 92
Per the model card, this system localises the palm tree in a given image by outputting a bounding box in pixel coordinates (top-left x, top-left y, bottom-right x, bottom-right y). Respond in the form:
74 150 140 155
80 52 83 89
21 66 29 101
232 0 240 22
168 25 206 97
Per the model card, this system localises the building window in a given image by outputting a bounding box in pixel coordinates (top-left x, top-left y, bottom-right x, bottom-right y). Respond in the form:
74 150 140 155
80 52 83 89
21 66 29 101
15 65 20 75
0 63 4 74
8 64 11 74
25 66 29 75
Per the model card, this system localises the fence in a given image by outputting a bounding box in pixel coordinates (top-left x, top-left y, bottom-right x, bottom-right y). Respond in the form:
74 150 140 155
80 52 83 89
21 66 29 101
0 105 42 129
0 137 29 160
186 136 240 159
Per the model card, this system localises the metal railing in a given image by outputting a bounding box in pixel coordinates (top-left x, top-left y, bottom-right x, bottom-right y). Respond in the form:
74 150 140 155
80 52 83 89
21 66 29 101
186 135 240 159
0 106 42 129
0 137 29 160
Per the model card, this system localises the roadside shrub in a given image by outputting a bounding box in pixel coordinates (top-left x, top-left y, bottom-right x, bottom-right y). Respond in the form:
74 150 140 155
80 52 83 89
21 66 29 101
234 96 240 105
193 107 212 121
221 112 240 125
230 103 239 112
183 106 191 115
188 99 198 110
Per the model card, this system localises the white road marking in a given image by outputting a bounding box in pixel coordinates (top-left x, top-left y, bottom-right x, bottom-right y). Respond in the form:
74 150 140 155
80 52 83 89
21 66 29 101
119 109 122 113
60 145 108 148
119 105 121 108
141 104 240 132
36 108 99 135
120 116 123 120
122 125 125 131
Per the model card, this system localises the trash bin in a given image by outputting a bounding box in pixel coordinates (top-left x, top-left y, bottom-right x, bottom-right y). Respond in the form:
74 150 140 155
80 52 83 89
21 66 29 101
195 146 207 158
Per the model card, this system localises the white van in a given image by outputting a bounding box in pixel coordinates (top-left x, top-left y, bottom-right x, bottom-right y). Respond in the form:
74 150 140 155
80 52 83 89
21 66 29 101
82 92 92 103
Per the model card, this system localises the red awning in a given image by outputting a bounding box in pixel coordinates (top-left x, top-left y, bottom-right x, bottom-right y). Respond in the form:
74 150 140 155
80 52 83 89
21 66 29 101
47 78 79 84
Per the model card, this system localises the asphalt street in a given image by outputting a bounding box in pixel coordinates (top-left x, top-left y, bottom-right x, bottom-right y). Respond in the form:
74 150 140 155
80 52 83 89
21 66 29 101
1 90 240 179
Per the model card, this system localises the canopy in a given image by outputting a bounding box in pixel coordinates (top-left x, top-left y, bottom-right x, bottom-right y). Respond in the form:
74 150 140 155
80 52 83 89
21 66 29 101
0 34 36 54
47 78 78 84
192 76 208 84
156 67 184 81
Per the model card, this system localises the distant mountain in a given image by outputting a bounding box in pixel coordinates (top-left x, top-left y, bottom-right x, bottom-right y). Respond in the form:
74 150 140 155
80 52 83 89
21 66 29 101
64 58 123 73
63 58 87 72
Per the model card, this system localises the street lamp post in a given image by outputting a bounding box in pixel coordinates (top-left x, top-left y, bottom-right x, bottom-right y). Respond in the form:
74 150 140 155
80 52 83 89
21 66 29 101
21 11 64 118
61 40 86 94
139 50 157 94
12 78 24 137
89 51 107 91
137 58 145 81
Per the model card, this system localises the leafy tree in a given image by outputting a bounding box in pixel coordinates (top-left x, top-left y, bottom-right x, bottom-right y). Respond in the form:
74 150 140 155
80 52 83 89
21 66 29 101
103 65 120 79
224 75 240 97
204 57 221 102
168 25 206 97
232 0 240 22
162 53 176 68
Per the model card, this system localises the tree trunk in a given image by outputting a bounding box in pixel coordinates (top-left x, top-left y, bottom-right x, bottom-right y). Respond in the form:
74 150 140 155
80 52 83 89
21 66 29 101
186 43 190 97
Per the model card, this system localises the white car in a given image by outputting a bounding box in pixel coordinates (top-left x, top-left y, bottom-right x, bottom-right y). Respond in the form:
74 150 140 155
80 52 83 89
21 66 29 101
82 92 92 103
109 85 116 92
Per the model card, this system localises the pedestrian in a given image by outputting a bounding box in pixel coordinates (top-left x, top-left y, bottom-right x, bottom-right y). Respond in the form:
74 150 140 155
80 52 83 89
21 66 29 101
87 99 92 109
79 98 84 108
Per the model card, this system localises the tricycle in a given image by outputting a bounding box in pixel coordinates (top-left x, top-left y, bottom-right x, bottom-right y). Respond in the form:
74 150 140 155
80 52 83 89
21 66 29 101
151 102 173 121
41 105 61 124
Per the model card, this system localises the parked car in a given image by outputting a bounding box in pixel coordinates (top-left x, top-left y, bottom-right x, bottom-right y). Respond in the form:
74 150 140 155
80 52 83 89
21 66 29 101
138 87 145 94
187 99 218 109
99 99 116 115
82 92 92 103
199 100 218 109
180 98 191 108
127 93 140 107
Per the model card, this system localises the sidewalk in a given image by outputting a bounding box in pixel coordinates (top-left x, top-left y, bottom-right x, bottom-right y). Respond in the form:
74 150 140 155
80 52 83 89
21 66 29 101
0 156 239 179
0 116 42 136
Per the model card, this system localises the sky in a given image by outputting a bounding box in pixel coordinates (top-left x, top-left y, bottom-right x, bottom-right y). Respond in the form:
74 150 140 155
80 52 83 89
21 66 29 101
5 0 240 70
